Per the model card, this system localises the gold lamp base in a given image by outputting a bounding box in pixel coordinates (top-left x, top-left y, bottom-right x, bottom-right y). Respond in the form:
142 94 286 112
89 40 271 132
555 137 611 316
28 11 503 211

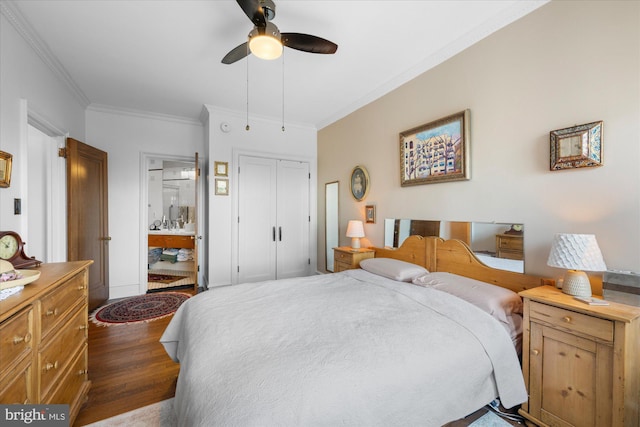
561 270 592 297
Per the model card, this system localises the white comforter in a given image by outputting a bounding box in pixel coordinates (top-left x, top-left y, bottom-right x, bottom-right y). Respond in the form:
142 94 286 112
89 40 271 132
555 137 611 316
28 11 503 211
161 269 527 426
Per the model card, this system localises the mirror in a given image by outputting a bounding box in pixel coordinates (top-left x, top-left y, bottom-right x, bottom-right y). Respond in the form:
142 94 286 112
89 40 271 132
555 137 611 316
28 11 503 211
384 218 524 273
325 182 339 272
148 160 196 230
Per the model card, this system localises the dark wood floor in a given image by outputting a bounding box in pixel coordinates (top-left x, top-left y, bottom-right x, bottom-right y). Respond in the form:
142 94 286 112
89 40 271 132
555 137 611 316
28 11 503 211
73 294 191 426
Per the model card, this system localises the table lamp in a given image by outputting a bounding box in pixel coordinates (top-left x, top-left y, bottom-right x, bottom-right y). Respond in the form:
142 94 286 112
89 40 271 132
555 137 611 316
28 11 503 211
547 233 607 297
346 220 365 249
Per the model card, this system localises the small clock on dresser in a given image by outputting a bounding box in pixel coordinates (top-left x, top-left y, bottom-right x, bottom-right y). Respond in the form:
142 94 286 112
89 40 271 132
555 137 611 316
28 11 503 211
0 231 42 269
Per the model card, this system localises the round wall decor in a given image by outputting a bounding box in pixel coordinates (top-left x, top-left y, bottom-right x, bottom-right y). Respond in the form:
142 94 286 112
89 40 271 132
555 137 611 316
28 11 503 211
350 165 370 201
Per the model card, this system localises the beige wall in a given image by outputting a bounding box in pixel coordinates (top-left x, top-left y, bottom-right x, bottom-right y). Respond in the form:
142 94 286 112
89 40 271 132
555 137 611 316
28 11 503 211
318 1 640 281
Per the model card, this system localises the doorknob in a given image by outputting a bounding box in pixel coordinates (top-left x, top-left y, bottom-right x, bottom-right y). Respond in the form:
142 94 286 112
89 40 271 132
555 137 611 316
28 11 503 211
100 237 112 241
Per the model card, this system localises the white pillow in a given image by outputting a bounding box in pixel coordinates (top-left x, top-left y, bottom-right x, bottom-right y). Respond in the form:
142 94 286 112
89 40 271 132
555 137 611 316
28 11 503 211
359 258 428 282
412 272 522 323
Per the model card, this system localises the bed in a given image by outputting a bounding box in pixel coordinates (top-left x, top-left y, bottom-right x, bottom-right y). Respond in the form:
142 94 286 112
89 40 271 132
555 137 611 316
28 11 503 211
161 236 545 426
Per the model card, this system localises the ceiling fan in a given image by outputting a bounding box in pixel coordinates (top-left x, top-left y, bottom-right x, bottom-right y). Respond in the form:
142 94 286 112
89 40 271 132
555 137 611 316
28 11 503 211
222 0 338 64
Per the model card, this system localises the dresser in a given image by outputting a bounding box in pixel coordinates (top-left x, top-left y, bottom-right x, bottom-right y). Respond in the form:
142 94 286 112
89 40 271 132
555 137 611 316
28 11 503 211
495 233 523 260
333 247 374 272
519 286 640 427
0 261 92 424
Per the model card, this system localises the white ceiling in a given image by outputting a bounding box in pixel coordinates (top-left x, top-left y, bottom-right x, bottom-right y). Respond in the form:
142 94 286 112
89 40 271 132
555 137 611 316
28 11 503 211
6 0 547 129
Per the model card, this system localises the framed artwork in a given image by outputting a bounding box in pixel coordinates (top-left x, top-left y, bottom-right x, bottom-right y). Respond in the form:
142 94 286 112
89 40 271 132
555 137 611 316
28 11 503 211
350 165 370 201
214 161 228 177
214 178 229 195
399 109 470 186
0 151 12 188
365 205 376 224
550 121 603 170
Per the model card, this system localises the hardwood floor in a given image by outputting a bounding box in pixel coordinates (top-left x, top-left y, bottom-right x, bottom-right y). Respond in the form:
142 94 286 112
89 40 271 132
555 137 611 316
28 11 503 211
73 294 191 426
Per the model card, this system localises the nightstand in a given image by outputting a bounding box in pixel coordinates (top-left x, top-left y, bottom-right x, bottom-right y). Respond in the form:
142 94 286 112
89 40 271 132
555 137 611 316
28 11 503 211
518 286 640 427
333 247 374 272
495 234 523 260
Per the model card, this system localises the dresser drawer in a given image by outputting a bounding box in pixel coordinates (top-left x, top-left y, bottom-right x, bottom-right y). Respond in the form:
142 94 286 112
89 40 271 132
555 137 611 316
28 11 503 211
497 236 522 250
334 261 350 272
0 359 32 404
334 251 353 263
41 272 86 339
0 307 33 369
39 306 88 399
529 301 613 342
43 345 87 405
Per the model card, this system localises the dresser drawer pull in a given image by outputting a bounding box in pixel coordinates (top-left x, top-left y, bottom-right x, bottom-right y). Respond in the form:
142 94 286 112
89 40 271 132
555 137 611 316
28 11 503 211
13 332 32 345
532 349 540 356
77 285 86 290
44 361 59 371
77 369 88 376
79 324 88 331
46 308 59 317
563 316 572 323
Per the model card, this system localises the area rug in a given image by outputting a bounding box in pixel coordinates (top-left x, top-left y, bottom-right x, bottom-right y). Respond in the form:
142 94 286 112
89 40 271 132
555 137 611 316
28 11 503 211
84 398 176 426
90 292 190 326
148 273 183 285
468 410 514 426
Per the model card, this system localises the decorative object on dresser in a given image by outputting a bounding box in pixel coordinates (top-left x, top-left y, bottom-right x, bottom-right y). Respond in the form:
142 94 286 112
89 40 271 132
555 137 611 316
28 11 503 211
345 220 365 249
333 246 374 272
0 150 12 188
495 233 523 261
0 261 92 425
365 205 376 224
350 165 369 201
0 260 41 291
550 120 603 170
547 233 607 297
518 285 640 427
399 109 470 186
0 231 42 269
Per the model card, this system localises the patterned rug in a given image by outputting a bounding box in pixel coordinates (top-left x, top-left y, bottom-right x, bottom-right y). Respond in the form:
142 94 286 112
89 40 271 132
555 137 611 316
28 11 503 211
148 273 183 285
90 292 190 326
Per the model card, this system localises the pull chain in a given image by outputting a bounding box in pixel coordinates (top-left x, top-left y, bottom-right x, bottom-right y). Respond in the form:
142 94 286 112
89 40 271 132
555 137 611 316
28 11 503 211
246 44 250 131
281 49 285 132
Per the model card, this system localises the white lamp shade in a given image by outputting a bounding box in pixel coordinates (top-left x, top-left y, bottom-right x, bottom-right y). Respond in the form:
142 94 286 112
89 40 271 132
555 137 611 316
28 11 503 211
346 220 365 238
547 233 607 271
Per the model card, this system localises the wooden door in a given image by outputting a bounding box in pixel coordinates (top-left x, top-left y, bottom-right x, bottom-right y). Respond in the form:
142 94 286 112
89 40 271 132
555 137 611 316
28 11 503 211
66 138 109 311
275 160 310 279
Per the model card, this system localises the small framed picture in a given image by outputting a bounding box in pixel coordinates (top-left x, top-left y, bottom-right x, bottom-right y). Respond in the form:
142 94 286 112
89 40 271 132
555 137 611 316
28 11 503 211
215 178 229 195
214 161 228 177
365 205 376 223
550 121 603 170
0 151 12 188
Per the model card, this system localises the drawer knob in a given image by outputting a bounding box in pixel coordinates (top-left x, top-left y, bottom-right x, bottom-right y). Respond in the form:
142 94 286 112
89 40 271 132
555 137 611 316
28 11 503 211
44 361 59 371
13 333 32 345
532 349 540 356
78 369 88 376
77 285 86 290
563 316 572 323
79 324 88 331
46 308 59 317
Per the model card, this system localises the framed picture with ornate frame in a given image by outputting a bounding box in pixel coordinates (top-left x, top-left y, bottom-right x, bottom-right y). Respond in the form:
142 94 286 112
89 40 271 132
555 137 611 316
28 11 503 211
365 205 376 224
0 151 13 188
350 165 370 201
214 178 229 196
550 121 603 170
399 109 470 186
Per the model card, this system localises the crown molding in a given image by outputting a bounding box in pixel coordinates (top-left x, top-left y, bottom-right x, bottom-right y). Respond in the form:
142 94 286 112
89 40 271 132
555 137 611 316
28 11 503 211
87 103 203 127
203 104 315 131
316 0 549 130
1 1 91 108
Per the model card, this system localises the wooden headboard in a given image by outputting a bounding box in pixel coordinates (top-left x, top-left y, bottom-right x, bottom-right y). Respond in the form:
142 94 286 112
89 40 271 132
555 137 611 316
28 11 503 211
373 235 545 293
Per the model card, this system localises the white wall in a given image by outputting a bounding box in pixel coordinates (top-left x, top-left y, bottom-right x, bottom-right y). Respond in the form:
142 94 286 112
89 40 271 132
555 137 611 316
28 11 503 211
86 109 204 298
317 1 640 292
0 8 85 237
205 106 317 286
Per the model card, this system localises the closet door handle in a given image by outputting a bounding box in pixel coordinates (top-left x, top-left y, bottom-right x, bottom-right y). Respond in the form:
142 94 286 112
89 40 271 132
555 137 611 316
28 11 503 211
279 227 282 241
272 227 276 242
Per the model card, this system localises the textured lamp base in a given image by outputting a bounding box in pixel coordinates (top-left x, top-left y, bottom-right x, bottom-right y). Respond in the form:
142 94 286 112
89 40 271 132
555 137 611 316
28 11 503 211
351 238 361 249
562 270 592 297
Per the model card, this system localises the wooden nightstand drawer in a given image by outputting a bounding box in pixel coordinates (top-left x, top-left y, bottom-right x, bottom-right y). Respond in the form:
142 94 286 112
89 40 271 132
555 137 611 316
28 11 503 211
529 301 614 343
333 247 374 271
334 251 352 263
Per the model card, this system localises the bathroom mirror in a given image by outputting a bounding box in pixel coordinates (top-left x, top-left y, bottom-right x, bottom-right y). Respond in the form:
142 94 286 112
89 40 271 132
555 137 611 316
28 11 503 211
148 160 196 229
325 181 339 272
384 218 524 273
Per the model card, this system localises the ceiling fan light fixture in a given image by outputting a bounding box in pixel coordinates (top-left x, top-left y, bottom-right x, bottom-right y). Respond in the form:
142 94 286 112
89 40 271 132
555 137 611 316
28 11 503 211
248 23 282 60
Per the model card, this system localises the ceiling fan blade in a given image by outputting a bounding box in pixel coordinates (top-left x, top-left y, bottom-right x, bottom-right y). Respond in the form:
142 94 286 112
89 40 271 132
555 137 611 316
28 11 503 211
281 33 338 54
236 0 266 27
222 42 250 64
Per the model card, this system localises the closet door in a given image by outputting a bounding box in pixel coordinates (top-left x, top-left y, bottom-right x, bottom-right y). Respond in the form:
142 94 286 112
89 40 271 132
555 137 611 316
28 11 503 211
276 160 310 279
238 156 277 283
